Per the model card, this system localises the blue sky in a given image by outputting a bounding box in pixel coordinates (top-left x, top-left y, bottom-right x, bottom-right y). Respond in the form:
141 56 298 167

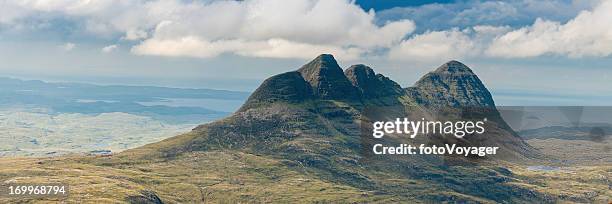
356 0 455 10
0 0 611 105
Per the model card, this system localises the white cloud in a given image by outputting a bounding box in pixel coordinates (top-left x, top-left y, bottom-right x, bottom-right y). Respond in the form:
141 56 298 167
131 37 364 60
102 44 118 53
377 0 599 33
236 39 364 60
0 1 30 24
390 0 612 60
132 0 414 59
2 0 611 61
0 0 415 60
123 29 148 40
389 29 475 61
486 0 612 58
388 26 508 61
60 43 75 51
132 36 243 58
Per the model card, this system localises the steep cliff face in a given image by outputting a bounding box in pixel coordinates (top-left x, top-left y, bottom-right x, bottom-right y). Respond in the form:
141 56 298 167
407 60 496 108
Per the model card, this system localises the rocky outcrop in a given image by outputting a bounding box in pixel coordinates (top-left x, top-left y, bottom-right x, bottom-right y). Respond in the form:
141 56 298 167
126 190 164 204
240 71 313 111
344 64 404 98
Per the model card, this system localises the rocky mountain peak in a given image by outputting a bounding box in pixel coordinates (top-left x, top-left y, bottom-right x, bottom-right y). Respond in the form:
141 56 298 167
408 60 495 108
297 54 359 100
344 64 403 98
243 56 497 111
434 60 475 75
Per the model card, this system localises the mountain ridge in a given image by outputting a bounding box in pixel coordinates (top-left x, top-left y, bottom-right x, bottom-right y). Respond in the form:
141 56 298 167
242 55 496 109
142 54 535 159
117 54 543 203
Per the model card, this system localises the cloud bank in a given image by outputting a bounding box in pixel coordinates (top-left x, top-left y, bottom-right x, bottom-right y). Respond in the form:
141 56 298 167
0 0 415 60
1 0 611 61
377 0 598 33
487 0 612 58
390 0 612 61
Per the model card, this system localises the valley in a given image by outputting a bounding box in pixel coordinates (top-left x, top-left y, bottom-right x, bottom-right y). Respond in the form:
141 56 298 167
0 108 196 156
0 78 248 157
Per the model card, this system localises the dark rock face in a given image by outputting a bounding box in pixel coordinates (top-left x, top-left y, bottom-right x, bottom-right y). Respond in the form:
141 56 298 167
344 64 404 98
126 190 164 204
297 54 360 100
407 60 495 108
239 71 313 111
242 56 495 110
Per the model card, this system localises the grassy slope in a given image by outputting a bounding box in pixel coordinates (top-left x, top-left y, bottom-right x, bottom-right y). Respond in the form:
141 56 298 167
0 152 609 203
0 152 400 203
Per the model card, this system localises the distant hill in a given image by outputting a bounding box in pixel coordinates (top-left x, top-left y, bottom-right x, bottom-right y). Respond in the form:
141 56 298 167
0 78 251 156
519 125 612 141
0 77 249 122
